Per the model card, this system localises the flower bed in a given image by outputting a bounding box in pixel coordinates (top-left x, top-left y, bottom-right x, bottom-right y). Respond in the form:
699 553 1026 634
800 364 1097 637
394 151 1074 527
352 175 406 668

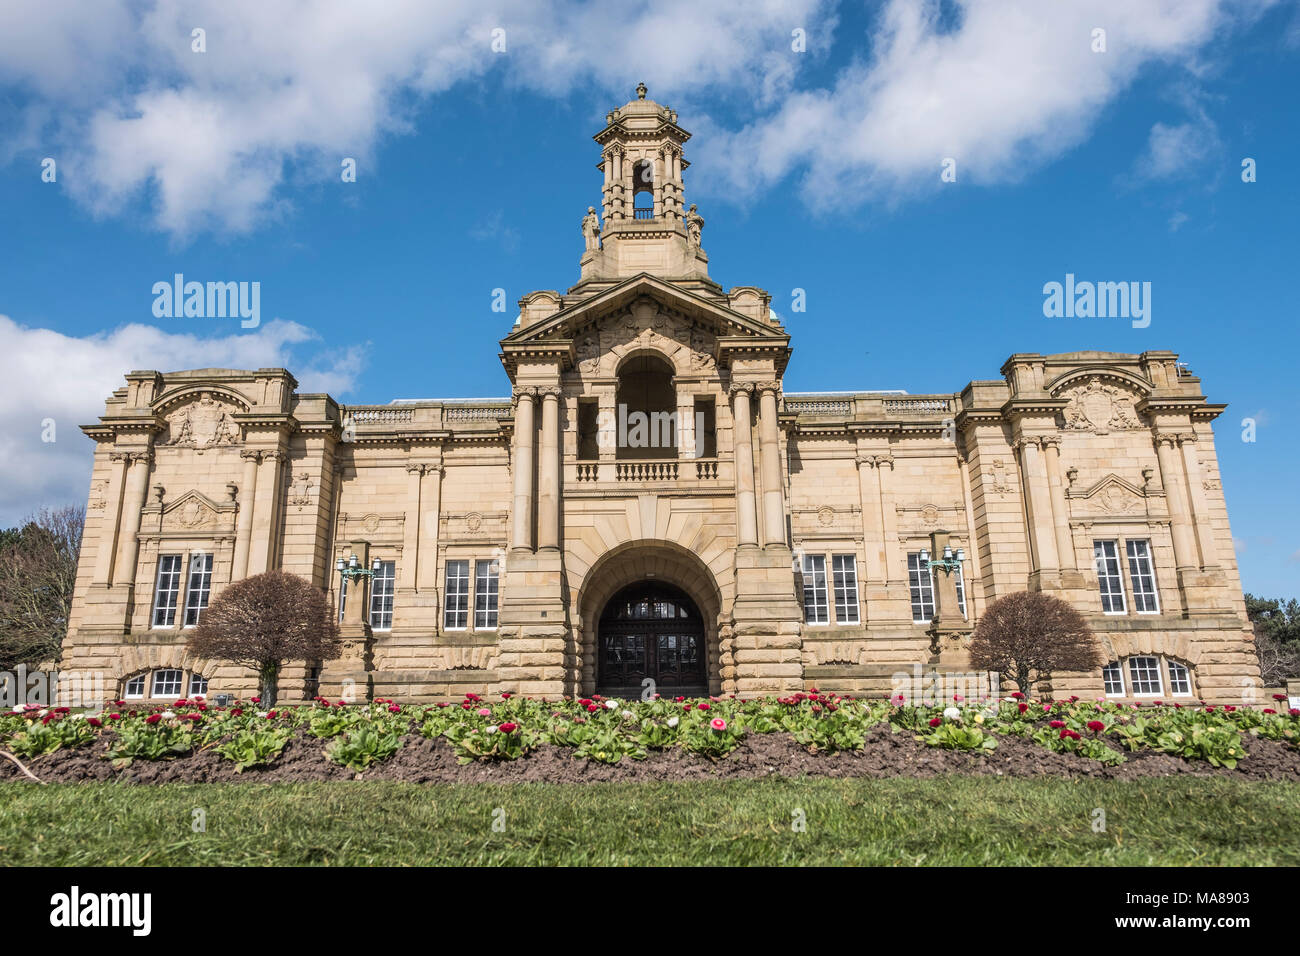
3 690 1299 784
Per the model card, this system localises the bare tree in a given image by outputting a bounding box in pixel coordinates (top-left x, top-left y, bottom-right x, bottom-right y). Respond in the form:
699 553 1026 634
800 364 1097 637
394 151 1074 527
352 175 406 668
0 505 84 670
189 571 340 707
968 590 1103 698
1254 630 1300 687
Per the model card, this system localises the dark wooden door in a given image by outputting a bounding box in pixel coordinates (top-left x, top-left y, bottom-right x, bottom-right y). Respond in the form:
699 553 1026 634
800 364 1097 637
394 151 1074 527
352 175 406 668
596 583 706 696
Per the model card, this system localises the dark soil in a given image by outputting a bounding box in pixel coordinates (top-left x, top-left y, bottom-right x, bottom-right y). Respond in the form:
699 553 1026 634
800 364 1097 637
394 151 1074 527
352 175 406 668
4 725 1299 785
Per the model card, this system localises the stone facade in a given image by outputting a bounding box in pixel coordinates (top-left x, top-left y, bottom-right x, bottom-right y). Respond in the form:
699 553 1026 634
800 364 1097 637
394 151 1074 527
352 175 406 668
62 88 1260 706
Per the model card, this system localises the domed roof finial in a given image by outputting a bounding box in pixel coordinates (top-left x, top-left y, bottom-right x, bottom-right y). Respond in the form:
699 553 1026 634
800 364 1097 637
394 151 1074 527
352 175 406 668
636 82 647 100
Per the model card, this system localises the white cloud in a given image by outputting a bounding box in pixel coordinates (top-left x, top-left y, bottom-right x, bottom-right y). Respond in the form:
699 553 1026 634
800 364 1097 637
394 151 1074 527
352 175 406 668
1135 118 1218 181
2 0 833 238
0 314 366 524
698 0 1261 208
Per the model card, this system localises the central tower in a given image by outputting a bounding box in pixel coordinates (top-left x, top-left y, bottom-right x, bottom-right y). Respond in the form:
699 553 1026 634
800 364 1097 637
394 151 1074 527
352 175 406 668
575 84 713 295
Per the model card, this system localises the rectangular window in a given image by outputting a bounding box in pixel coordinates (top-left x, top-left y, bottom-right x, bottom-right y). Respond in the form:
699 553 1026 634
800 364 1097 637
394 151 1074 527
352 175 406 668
801 554 828 625
1093 540 1126 613
152 555 183 627
369 560 396 630
1126 539 1160 613
474 559 500 629
1102 662 1125 697
577 399 600 461
1127 656 1163 696
151 669 183 698
188 674 209 698
124 675 146 699
953 563 968 619
182 553 214 627
337 576 348 623
831 554 859 625
693 397 717 458
1167 660 1192 697
908 552 935 623
444 560 470 630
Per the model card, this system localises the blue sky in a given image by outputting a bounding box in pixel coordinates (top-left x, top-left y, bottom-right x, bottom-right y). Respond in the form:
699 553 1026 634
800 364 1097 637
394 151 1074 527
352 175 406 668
0 0 1296 597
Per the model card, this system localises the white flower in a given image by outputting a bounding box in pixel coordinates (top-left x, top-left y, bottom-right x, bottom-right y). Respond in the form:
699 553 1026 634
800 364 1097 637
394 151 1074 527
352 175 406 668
622 709 633 718
256 711 268 718
12 705 25 713
605 700 618 710
485 725 498 735
160 710 176 719
667 717 680 729
71 713 86 720
943 706 961 720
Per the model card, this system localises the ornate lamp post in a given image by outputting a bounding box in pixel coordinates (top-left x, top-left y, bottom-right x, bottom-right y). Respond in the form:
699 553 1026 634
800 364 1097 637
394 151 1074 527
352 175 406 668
920 544 965 577
335 552 381 583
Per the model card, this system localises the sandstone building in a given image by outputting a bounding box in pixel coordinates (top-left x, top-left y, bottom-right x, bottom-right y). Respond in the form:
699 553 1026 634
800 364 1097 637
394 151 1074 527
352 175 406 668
63 88 1260 705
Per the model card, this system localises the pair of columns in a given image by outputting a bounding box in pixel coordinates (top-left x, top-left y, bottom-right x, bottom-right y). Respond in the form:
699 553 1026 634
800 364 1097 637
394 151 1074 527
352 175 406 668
512 386 563 552
231 449 287 579
1154 433 1220 571
601 146 682 221
729 381 785 548
1014 435 1076 574
92 449 153 587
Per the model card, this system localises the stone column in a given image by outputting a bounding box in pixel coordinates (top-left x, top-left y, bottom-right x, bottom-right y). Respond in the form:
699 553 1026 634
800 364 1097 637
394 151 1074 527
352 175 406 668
92 452 129 585
1155 434 1198 570
511 388 537 553
417 463 443 591
1015 437 1059 574
611 148 623 219
1179 436 1220 569
400 463 424 590
676 388 696 461
1041 437 1076 570
757 382 785 549
231 449 260 581
652 154 664 218
538 387 561 551
113 451 152 585
855 454 884 583
246 450 285 574
874 455 904 584
730 383 758 547
957 453 984 616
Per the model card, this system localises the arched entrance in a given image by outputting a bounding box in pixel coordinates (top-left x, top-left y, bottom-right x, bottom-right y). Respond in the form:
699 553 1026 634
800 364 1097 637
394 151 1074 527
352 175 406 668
596 581 708 697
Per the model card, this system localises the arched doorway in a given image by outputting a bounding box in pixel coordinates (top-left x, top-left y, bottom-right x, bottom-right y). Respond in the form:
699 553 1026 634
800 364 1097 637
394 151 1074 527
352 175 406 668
596 581 707 697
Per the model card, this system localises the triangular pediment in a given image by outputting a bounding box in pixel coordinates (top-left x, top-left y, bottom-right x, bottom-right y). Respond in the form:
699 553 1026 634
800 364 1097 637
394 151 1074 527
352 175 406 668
149 489 237 532
504 274 786 345
1067 473 1150 516
500 274 789 379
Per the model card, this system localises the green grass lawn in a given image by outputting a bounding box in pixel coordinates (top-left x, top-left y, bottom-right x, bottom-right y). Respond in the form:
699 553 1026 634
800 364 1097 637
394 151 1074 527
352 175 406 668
2 776 1296 866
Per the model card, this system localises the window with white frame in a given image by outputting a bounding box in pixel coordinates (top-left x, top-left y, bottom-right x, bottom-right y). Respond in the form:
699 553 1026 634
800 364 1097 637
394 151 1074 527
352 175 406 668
1127 655 1163 696
337 576 348 623
953 563 968 619
1126 539 1160 613
188 674 209 697
475 559 500 630
152 554 183 627
1093 540 1127 613
831 554 859 625
444 560 470 630
1167 660 1192 697
369 560 396 630
1102 662 1125 697
183 553 214 626
151 669 184 698
801 554 828 624
908 552 935 623
124 675 146 699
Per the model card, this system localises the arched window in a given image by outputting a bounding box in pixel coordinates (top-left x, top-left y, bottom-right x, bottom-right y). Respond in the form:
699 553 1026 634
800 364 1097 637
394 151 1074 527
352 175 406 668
632 159 654 218
615 353 676 460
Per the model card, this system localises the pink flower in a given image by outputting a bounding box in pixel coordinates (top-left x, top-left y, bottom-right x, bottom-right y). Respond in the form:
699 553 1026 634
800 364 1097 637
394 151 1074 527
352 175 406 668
145 713 161 724
587 704 598 713
499 722 518 733
477 708 491 717
1042 704 1051 713
698 702 710 711
388 705 401 713
710 717 727 731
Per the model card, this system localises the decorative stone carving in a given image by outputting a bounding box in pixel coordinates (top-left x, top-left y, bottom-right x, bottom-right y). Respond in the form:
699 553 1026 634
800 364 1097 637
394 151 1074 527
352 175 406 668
816 506 834 527
1060 377 1143 434
164 496 217 531
990 459 1013 495
689 327 716 369
288 472 315 511
164 393 242 449
577 333 601 374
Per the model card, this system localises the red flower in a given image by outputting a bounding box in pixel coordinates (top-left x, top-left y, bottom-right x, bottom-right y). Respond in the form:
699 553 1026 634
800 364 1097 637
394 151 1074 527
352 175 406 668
1060 729 1080 740
1010 692 1025 700
388 705 400 713
501 693 512 699
266 710 278 719
1017 702 1028 713
1290 709 1300 717
1274 694 1288 701
928 717 942 727
108 713 122 721
1049 720 1065 728
499 722 518 733
87 717 102 727
1264 708 1276 714
1086 720 1105 733
587 704 598 713
698 702 710 711
145 713 161 724
251 697 261 703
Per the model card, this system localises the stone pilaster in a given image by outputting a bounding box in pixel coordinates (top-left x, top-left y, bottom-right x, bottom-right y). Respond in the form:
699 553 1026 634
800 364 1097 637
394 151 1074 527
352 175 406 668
729 383 758 548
